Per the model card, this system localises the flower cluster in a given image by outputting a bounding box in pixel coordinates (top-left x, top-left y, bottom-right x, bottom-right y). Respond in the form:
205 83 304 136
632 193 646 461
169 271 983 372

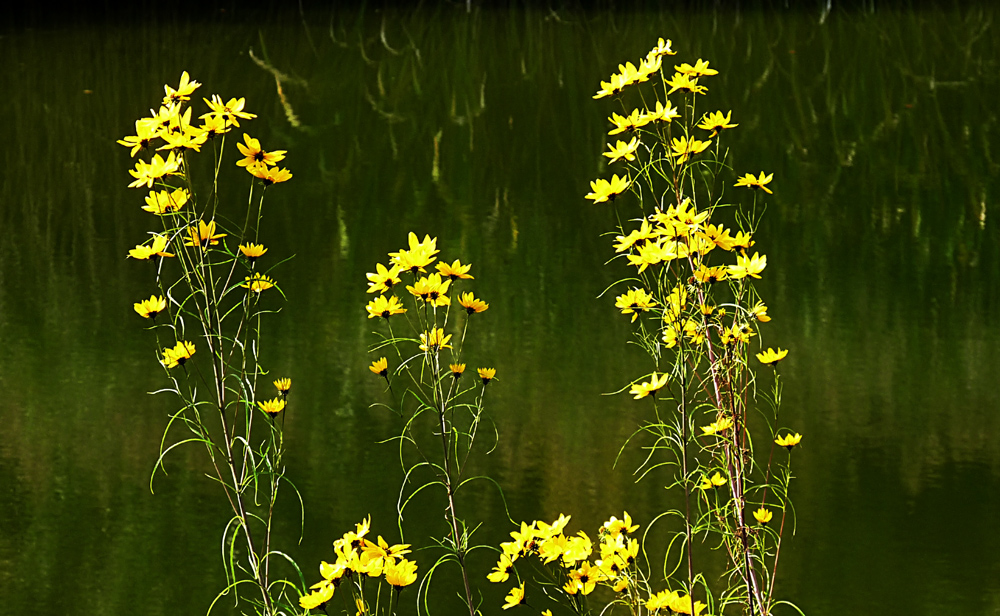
300 517 418 612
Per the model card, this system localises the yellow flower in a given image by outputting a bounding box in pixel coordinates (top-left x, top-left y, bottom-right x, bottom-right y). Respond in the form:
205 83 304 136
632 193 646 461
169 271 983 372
367 263 403 294
775 432 802 450
436 259 474 280
735 171 774 194
701 417 734 436
756 347 788 366
162 70 201 107
487 553 516 583
669 594 708 615
585 174 629 203
198 113 233 139
728 251 767 280
698 471 727 490
419 328 453 352
185 220 227 248
134 294 167 319
615 288 657 323
675 59 718 77
502 583 525 610
665 72 706 95
236 133 287 168
749 301 771 322
568 561 598 595
385 558 418 588
118 119 159 157
128 152 182 188
607 109 649 135
389 232 439 274
603 137 640 163
201 95 256 128
239 243 268 261
593 71 629 99
697 110 738 137
753 507 773 525
242 273 276 293
258 397 286 417
156 126 207 153
602 512 639 537
128 234 174 260
478 367 496 385
646 590 680 611
369 357 388 377
669 135 711 163
160 341 196 368
459 292 489 314
449 363 466 378
641 100 680 124
142 188 189 215
298 583 334 610
366 295 407 319
629 372 669 399
248 162 293 185
274 378 291 395
649 37 677 57
406 273 451 306
693 264 728 284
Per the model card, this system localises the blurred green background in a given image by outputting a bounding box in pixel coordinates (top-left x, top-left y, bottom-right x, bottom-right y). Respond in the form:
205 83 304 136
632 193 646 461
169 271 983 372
2 2 999 615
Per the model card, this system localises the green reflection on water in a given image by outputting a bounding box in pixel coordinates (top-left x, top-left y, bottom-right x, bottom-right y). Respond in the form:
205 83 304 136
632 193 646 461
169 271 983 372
1 4 999 616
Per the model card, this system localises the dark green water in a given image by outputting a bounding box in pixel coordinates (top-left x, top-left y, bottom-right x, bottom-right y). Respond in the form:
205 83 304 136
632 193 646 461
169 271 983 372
2 4 1000 616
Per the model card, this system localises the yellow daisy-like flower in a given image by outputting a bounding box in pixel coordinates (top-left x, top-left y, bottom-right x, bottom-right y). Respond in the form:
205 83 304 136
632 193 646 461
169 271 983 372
407 272 451 307
502 583 526 610
127 152 182 189
728 251 767 280
160 340 196 368
701 417 734 436
607 109 649 135
162 70 201 107
603 137 640 163
693 264 728 284
669 135 711 163
248 162 293 185
477 367 496 385
602 512 639 537
367 263 403 294
366 295 407 320
629 372 669 399
185 220 227 249
436 259 474 280
675 59 718 77
117 119 159 157
641 100 680 124
753 507 773 525
419 328 452 352
258 397 286 417
239 243 268 261
487 553 516 583
389 233 440 274
749 301 771 322
142 187 189 215
459 292 489 314
649 37 677 57
237 134 287 168
369 357 388 377
385 558 418 588
242 273 276 293
274 378 291 395
615 288 657 323
128 234 175 260
585 174 629 203
665 72 707 95
201 95 256 128
735 171 774 194
756 348 788 366
593 72 629 99
449 363 466 378
697 110 738 137
775 432 802 450
134 294 167 319
698 471 728 490
298 583 334 610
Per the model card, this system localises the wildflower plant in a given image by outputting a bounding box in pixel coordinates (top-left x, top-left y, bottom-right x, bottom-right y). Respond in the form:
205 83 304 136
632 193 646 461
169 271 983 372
489 39 802 616
122 72 299 615
363 233 499 616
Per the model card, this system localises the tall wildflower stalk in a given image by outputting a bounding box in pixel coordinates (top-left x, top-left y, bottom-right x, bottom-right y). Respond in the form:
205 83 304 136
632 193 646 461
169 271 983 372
485 38 803 616
122 72 299 616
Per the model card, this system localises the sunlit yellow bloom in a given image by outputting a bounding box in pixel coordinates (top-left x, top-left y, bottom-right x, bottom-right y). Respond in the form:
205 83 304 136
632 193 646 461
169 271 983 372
369 357 388 377
367 263 403 294
449 363 466 377
697 110 738 137
162 71 201 107
237 134 286 168
298 583 334 610
436 259 473 280
753 507 773 525
775 432 802 450
160 340 196 368
198 113 232 139
613 219 657 253
502 583 525 610
669 594 708 615
487 553 516 583
360 535 411 577
142 187 189 215
608 108 649 135
630 372 668 399
128 234 175 260
603 137 640 163
756 347 789 366
239 243 268 261
319 560 348 583
385 558 418 587
390 233 440 273
701 223 736 251
730 230 755 251
669 135 711 163
568 561 599 595
478 367 496 385
156 125 207 153
536 514 572 538
274 378 291 395
675 59 718 77
699 471 727 490
407 273 452 306
665 72 707 95
258 397 286 417
593 71 629 99
735 171 774 194
638 53 662 80
459 292 489 314
134 294 167 319
701 417 734 436
602 512 639 537
721 323 756 346
641 99 680 124
248 162 293 185
185 220 227 248
419 328 452 352
649 37 677 57
728 251 767 280
615 288 657 323
749 301 771 322
646 590 681 611
128 152 182 188
366 295 407 319
242 273 276 293
585 174 629 203
118 119 159 157
201 95 256 128
693 264 728 284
